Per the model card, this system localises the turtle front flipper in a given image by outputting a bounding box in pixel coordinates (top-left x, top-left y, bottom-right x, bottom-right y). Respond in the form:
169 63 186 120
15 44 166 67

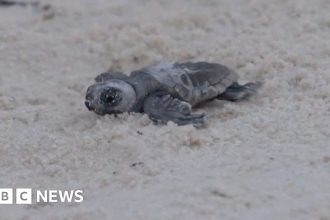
95 71 129 83
143 92 206 127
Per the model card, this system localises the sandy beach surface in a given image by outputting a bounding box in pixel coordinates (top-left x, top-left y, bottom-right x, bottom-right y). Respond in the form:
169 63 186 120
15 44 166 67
0 0 330 219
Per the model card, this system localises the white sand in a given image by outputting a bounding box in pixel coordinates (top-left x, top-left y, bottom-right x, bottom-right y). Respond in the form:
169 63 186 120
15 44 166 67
0 0 330 219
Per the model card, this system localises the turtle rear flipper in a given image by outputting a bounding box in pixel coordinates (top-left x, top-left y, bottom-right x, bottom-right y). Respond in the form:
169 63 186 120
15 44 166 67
218 81 262 102
143 92 206 127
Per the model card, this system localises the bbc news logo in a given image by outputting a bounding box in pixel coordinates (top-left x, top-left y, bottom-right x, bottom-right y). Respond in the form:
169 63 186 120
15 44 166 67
0 188 83 204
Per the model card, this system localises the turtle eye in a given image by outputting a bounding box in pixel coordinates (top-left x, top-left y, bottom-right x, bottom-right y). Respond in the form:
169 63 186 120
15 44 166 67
100 88 121 106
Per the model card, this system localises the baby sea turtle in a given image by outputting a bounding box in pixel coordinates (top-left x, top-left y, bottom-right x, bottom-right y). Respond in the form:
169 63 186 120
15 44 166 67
85 62 261 127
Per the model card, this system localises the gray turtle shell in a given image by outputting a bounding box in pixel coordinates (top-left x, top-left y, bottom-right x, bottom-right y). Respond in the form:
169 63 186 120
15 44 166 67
136 62 238 106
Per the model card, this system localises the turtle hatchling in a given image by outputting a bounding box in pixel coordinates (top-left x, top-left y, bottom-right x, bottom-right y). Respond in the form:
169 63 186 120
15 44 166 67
85 62 262 127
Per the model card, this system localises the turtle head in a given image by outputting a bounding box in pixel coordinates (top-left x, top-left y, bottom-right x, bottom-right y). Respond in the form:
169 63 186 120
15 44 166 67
85 79 137 115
